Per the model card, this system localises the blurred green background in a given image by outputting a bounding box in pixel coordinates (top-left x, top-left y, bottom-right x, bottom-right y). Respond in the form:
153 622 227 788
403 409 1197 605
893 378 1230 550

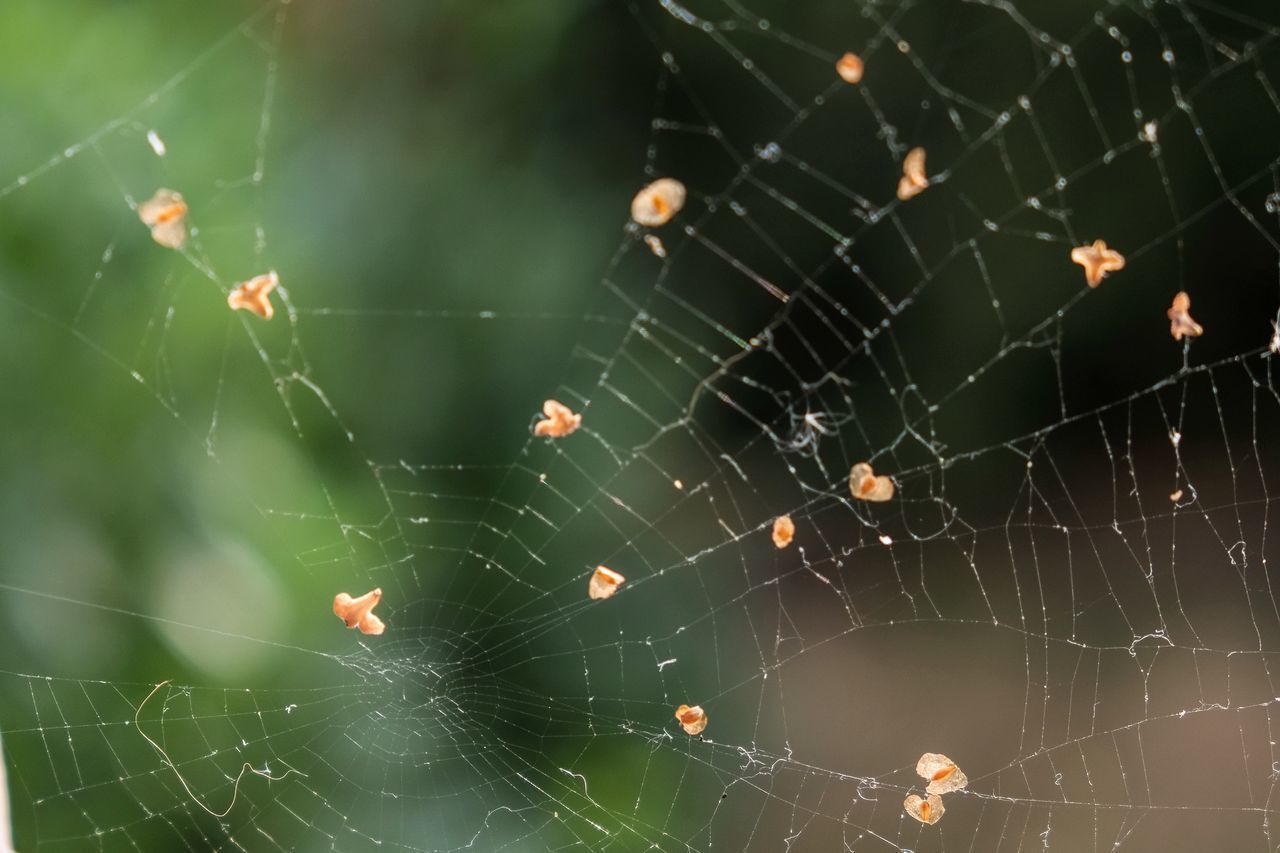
0 0 647 678
2 0 1280 850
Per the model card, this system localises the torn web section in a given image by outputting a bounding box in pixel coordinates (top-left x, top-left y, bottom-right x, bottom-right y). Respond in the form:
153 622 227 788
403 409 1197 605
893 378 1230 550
0 672 368 850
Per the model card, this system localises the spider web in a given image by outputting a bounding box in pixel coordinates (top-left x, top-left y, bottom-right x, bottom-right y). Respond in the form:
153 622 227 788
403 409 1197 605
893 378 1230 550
2 0 1280 850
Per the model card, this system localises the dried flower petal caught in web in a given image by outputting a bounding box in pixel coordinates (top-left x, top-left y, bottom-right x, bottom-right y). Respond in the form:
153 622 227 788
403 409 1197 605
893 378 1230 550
1071 239 1125 288
333 588 385 636
227 271 279 320
916 752 968 795
674 704 707 736
835 52 864 84
137 188 188 250
588 565 625 600
533 399 581 438
630 178 686 227
849 462 895 502
771 515 795 549
1167 291 1203 341
896 147 928 201
904 793 944 825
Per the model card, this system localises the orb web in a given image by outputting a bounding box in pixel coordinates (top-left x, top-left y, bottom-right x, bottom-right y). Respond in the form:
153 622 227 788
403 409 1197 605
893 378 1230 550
2 1 1280 851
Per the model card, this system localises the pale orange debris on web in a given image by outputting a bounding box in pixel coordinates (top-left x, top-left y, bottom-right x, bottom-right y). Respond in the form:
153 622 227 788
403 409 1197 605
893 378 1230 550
1071 239 1125 288
533 399 581 438
630 177 686 227
674 704 708 736
896 147 928 201
916 753 968 795
227 271 279 320
771 515 795 549
1270 321 1280 354
835 52 864 84
333 588 385 635
644 234 668 258
588 565 625 600
1167 291 1203 341
904 793 944 825
674 479 684 490
137 188 188 250
1170 489 1183 502
849 462 895 502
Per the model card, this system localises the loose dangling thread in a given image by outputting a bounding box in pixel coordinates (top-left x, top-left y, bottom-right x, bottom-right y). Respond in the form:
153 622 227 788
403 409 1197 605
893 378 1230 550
135 680 306 818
